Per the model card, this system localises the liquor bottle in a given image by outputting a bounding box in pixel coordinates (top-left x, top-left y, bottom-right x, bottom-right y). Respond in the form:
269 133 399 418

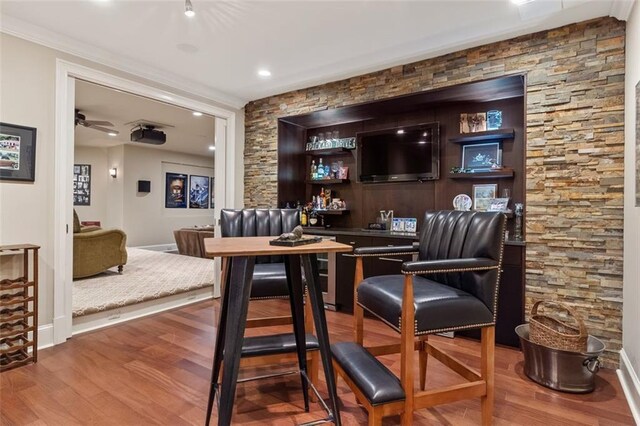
301 208 308 226
309 210 318 226
317 158 324 179
320 188 326 209
310 160 316 180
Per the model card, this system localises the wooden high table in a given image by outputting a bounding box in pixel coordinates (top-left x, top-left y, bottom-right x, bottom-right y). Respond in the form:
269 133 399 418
203 236 352 426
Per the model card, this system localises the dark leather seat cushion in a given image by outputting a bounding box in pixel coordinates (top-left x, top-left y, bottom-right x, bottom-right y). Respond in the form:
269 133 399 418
357 275 494 335
250 263 290 299
331 342 405 405
250 262 307 300
241 333 319 358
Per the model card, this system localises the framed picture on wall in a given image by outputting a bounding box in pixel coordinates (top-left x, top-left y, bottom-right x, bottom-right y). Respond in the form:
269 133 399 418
209 177 215 209
73 164 91 206
473 184 497 211
189 175 209 209
165 172 187 208
0 122 37 182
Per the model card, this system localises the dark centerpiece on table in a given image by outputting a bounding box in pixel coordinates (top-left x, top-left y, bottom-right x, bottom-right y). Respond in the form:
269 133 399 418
269 225 322 247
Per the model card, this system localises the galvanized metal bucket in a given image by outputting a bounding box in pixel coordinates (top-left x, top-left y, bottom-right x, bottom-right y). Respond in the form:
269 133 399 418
515 324 605 393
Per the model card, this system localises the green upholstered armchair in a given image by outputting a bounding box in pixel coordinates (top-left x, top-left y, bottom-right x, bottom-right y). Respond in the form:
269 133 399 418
73 210 128 279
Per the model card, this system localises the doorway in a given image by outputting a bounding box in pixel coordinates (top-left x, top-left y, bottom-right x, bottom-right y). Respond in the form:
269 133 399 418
54 59 238 344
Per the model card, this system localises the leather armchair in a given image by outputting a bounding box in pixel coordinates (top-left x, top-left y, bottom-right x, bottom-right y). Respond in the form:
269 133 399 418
73 210 127 279
335 210 505 425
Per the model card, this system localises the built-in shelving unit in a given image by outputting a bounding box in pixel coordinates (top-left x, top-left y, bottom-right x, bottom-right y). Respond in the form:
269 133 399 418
0 244 39 372
448 128 515 144
306 179 350 185
448 168 515 180
315 210 349 215
305 148 354 156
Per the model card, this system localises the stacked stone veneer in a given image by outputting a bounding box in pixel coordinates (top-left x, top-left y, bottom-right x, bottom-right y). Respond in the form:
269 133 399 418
245 18 625 366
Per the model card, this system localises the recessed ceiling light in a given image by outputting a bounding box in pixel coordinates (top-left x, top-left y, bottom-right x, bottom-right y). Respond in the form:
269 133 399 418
193 111 203 117
397 129 405 134
258 69 272 77
185 0 195 17
108 132 117 137
510 0 535 5
418 140 427 144
208 145 215 151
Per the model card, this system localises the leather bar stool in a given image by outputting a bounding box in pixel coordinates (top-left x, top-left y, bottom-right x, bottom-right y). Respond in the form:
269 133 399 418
333 210 505 425
219 209 319 390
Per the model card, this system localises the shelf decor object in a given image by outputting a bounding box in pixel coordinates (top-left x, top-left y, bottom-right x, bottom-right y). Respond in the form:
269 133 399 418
306 137 355 152
0 244 40 372
305 179 349 185
0 122 37 182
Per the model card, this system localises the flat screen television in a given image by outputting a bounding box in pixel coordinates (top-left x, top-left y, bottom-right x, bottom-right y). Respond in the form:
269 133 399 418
358 122 440 183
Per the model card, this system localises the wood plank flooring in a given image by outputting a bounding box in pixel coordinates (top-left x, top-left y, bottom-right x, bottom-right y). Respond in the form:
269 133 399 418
0 299 634 425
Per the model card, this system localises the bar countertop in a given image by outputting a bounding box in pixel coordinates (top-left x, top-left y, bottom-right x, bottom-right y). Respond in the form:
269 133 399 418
304 227 526 246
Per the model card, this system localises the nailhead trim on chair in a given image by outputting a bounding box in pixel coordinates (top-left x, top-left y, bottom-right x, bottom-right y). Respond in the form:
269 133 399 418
401 265 499 275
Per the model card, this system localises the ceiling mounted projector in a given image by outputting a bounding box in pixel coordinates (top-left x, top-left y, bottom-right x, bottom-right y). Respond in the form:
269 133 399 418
130 125 166 145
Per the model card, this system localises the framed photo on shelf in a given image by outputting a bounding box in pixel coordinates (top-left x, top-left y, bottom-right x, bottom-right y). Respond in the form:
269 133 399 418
73 164 91 206
473 184 497 211
0 122 37 182
189 175 209 209
459 113 487 134
462 142 502 171
165 172 187 208
488 198 510 212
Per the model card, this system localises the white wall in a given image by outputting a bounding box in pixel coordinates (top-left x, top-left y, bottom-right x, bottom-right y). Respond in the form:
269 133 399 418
623 0 640 419
121 145 214 247
0 33 244 337
73 146 108 225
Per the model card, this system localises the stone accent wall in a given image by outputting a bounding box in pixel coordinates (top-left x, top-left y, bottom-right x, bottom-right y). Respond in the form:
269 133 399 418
244 18 625 366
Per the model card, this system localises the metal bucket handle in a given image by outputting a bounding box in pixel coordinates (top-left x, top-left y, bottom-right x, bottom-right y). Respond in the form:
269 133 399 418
531 300 588 337
583 357 600 374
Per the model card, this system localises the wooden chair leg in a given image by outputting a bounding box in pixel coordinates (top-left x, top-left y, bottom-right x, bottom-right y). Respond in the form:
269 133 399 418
419 337 428 391
400 274 415 426
353 257 364 345
369 406 383 426
481 326 495 426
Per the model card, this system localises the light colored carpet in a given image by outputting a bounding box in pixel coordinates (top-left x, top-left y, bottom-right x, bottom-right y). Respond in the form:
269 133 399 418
73 247 214 317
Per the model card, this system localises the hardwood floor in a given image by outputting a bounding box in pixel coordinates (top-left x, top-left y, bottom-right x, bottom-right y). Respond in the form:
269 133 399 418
1 299 634 425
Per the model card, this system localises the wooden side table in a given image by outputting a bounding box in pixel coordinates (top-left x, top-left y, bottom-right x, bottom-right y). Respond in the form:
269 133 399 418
0 244 40 372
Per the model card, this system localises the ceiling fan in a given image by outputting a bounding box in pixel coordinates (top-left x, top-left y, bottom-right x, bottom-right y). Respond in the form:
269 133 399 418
74 109 119 135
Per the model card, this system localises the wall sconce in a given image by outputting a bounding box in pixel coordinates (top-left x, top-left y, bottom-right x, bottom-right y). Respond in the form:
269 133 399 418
109 168 117 178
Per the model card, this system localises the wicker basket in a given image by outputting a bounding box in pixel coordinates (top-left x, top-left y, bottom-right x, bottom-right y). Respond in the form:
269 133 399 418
529 301 587 352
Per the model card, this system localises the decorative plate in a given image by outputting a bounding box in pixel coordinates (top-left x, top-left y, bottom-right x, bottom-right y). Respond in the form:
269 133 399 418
453 194 472 211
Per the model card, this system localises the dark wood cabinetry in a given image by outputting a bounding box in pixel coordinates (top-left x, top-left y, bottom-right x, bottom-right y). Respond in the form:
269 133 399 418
280 75 527 348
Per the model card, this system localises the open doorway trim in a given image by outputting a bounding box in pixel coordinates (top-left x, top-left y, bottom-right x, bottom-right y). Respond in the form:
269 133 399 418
54 59 237 345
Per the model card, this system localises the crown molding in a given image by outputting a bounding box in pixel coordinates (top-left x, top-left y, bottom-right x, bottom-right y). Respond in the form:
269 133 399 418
609 0 636 20
0 14 247 109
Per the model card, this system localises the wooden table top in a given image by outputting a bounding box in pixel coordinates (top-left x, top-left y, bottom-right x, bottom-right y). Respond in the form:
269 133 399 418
0 244 41 252
203 236 352 258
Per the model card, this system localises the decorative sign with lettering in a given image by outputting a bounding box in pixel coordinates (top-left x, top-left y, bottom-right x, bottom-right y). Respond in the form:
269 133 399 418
305 137 356 152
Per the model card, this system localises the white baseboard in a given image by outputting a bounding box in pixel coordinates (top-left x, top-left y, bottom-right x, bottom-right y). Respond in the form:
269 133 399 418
72 286 214 335
618 348 640 424
38 323 54 350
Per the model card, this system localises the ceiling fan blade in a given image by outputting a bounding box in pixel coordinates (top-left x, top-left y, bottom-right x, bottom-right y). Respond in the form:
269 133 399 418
84 120 114 127
89 125 119 134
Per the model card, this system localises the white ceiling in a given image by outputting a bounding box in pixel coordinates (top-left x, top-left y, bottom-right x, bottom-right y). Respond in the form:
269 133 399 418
75 79 215 157
0 1 635 107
